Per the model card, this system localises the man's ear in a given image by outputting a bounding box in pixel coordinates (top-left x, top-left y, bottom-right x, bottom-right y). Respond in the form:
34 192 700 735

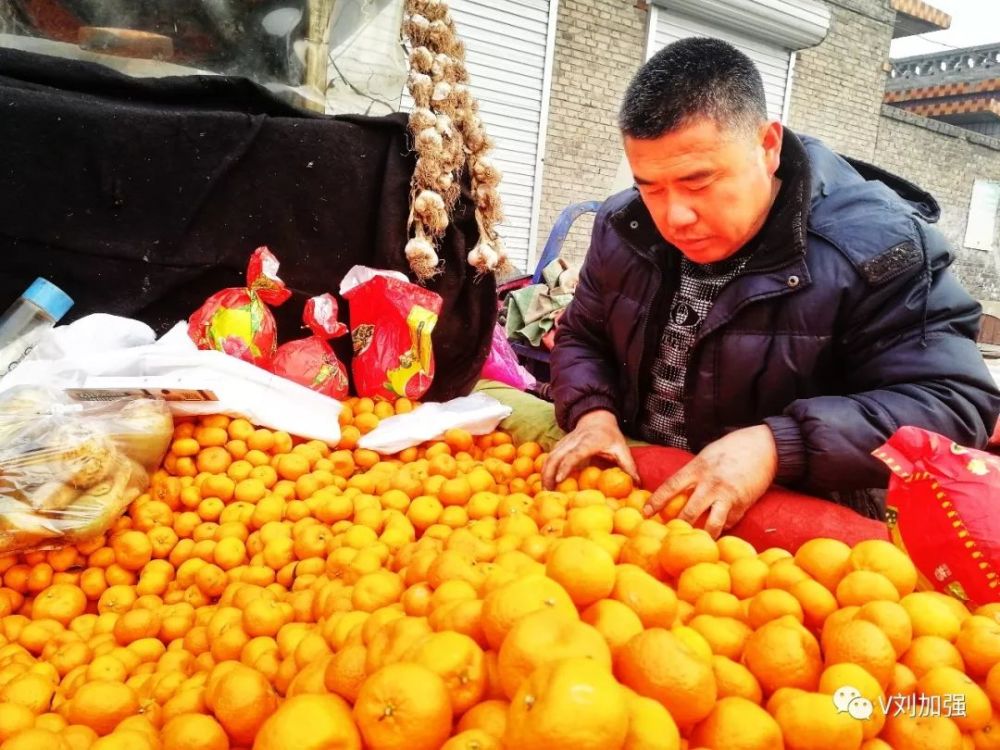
760 120 783 176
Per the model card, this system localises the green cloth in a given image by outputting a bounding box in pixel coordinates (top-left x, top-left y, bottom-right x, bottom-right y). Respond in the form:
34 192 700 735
473 379 649 452
504 258 576 347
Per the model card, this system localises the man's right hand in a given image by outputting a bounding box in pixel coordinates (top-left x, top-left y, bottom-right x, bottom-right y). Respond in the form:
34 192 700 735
541 409 640 489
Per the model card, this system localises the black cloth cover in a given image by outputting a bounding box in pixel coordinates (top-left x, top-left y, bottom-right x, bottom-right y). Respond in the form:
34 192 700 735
0 47 496 401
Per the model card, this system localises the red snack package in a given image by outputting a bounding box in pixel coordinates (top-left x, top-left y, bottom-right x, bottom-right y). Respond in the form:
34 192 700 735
188 247 292 368
874 427 1000 608
340 266 443 402
272 294 350 399
631 445 890 552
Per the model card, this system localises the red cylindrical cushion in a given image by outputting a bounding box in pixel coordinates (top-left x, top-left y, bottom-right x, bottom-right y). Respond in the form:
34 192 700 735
630 446 890 553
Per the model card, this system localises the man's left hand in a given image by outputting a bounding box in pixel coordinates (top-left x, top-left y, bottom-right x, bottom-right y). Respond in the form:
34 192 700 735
642 425 779 538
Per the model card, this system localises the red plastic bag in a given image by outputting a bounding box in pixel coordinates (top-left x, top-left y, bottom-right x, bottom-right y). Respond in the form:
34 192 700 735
631 446 890 552
188 247 291 368
481 324 536 391
874 427 1000 608
340 267 443 402
272 294 350 399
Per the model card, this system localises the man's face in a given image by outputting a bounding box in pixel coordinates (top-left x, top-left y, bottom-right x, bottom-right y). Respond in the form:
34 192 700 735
624 117 783 263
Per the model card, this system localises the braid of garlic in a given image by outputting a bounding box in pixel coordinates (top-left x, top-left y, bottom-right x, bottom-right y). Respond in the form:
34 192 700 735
403 0 506 279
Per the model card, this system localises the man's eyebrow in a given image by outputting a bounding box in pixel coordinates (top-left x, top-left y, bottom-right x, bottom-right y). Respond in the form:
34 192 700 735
678 169 716 182
634 169 716 186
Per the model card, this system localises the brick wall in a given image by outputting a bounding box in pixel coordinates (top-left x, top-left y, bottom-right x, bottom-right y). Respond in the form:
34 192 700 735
785 0 894 161
874 105 1000 300
534 0 649 270
536 0 1000 301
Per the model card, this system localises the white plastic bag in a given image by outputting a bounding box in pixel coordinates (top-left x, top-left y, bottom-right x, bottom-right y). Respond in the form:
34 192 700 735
0 316 342 445
358 393 512 454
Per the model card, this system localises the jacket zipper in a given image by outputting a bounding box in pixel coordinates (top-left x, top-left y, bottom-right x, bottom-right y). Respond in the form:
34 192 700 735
626 257 670 431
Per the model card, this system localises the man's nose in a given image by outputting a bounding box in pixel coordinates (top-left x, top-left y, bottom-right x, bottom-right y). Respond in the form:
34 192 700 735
665 200 698 229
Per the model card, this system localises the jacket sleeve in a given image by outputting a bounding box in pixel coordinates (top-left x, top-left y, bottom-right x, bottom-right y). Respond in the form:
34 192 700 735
764 226 1000 495
550 209 623 432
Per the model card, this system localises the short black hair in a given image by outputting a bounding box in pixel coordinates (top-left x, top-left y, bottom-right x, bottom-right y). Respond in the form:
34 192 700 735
619 37 768 139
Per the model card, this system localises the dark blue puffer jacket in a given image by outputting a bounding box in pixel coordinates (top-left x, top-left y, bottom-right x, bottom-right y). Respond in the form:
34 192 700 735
550 129 1000 517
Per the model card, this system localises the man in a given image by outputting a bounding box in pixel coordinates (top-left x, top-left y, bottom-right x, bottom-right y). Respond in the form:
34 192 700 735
542 37 1000 537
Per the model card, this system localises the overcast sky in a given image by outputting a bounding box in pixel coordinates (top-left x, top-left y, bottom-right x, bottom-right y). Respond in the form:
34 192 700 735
890 0 1000 59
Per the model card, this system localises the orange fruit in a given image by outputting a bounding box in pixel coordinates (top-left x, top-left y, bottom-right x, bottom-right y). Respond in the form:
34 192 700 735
324 643 368 704
694 591 743 620
710 655 763 704
0 672 55 715
855 601 913 658
252 694 360 750
404 632 486 715
743 618 822 695
747 589 804 629
794 538 852 592
887 662 918 696
497 608 611 699
972 710 1000 750
616 628 716 727
819 663 886 740
688 615 751 662
205 664 278 746
481 575 576 650
506 658 629 750
765 559 812 591
848 540 917 598
835 570 900 607
353 663 452 750
716 535 757 564
596 468 634 499
1 729 71 750
823 618 897 689
956 615 1000 678
161 714 230 750
456 699 509 739
690 696 783 750
729 557 770 599
789 579 839 630
67 681 140 736
986 661 1000 706
916 666 992 732
581 599 644 656
31 585 87 627
60 725 99 750
621 690 680 750
0 704 34 743
882 712 963 750
111 531 153 571
676 562 731 604
773 691 864 750
610 564 678 629
658 531 719 579
545 538 616 608
440 729 499 750
901 636 965 678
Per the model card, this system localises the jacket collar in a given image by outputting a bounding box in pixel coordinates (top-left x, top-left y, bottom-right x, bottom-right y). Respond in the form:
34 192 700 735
607 127 813 274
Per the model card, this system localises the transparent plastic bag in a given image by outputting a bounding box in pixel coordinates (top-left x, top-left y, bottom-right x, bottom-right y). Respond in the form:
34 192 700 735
0 0 407 114
326 0 407 115
0 385 173 554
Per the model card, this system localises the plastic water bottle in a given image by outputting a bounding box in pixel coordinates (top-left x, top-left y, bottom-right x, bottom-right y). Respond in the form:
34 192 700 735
0 278 74 378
